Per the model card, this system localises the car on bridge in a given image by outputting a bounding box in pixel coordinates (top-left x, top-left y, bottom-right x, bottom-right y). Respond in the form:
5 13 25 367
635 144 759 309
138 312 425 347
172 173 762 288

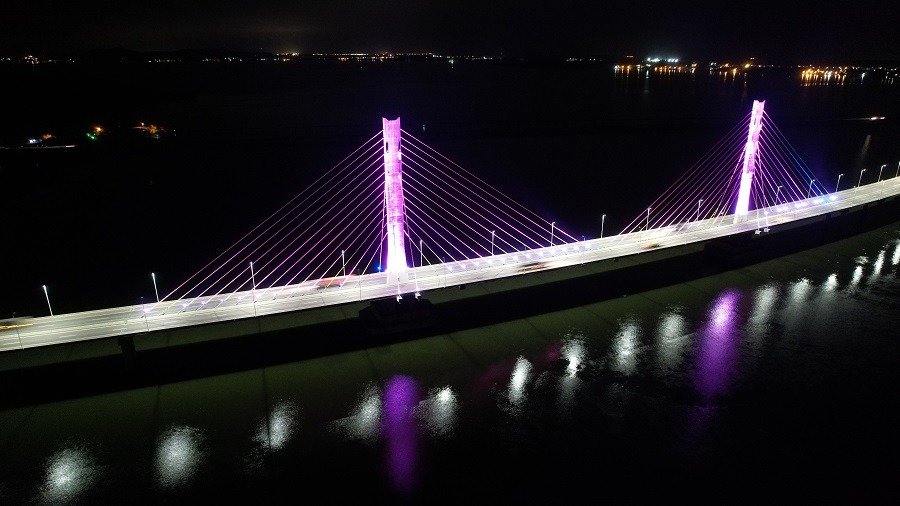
516 261 547 273
315 275 354 289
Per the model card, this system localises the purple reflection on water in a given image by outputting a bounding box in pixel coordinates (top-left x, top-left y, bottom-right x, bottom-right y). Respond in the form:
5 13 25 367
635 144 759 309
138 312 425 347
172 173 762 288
694 290 742 401
383 375 420 494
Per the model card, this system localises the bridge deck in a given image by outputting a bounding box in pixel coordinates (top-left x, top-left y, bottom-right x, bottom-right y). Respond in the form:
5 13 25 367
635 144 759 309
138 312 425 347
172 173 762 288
2 178 899 352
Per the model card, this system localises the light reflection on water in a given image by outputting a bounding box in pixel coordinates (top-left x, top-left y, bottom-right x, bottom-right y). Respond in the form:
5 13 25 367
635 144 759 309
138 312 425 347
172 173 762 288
557 334 587 410
508 356 532 407
561 335 585 377
39 446 99 504
383 375 420 495
750 285 779 324
612 318 640 375
869 250 885 281
891 240 900 266
823 273 838 292
656 310 689 372
788 277 812 305
416 386 458 437
252 401 298 452
331 383 382 442
694 290 741 401
155 426 205 489
850 265 864 286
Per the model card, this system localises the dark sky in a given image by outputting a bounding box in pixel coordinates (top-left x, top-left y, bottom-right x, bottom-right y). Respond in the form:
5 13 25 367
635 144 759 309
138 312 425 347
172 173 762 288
1 1 896 61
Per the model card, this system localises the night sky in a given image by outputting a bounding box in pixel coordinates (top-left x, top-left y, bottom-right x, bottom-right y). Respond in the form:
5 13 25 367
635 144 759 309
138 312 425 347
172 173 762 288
1 1 896 61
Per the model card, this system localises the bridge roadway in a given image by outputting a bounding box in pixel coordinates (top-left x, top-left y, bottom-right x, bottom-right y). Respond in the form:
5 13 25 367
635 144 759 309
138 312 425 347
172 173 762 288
2 178 899 352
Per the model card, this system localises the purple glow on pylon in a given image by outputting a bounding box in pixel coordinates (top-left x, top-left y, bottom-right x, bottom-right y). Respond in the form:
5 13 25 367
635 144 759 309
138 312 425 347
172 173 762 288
734 100 765 219
383 117 409 273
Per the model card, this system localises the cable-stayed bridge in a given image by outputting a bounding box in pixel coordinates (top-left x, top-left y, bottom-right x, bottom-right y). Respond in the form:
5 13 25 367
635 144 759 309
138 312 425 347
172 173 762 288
3 101 899 352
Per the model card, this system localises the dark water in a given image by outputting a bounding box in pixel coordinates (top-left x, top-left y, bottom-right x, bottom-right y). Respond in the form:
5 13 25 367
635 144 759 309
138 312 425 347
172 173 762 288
0 61 898 314
0 62 898 501
0 224 898 502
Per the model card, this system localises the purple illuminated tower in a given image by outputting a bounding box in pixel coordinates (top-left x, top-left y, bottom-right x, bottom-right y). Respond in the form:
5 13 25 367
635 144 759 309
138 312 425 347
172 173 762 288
383 117 409 278
734 100 765 222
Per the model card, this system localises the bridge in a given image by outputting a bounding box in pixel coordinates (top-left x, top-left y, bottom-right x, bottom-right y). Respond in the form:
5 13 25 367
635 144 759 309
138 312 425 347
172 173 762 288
2 101 899 352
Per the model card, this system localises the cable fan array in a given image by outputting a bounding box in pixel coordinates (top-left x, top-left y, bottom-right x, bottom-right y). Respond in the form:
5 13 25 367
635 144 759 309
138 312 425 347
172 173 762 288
158 128 578 307
399 129 578 267
620 109 826 234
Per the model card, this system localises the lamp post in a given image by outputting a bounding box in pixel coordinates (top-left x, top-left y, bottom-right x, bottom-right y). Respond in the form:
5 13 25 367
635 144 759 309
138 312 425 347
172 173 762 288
42 285 53 316
490 230 496 256
151 272 159 302
419 239 424 267
835 173 844 193
878 164 886 182
600 214 606 239
250 261 257 316
341 250 346 276
806 179 816 199
697 199 704 222
775 185 783 205
550 222 555 246
895 161 899 179
646 208 651 231
857 168 866 187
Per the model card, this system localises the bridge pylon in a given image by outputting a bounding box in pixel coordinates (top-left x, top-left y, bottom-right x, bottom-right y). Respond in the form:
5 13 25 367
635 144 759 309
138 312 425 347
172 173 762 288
382 117 409 283
734 99 765 223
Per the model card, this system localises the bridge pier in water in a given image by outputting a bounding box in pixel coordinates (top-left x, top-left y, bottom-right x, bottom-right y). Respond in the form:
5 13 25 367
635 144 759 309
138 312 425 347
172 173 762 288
382 117 410 284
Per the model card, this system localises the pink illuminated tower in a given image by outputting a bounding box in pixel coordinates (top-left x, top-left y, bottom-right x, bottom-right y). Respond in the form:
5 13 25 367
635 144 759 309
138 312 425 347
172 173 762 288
734 100 765 222
382 117 409 278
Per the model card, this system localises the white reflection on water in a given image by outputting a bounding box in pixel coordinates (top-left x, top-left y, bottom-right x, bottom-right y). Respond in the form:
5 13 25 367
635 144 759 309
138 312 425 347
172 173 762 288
869 250 885 281
557 334 587 410
508 356 532 406
788 278 811 304
331 383 381 442
155 425 204 489
612 319 640 375
823 273 838 292
892 240 900 266
39 446 99 503
561 336 585 377
254 401 298 451
656 310 688 371
416 386 458 437
750 285 779 323
850 265 864 286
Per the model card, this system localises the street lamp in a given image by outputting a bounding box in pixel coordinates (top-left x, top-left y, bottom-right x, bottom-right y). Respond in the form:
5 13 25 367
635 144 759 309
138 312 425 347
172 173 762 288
250 260 258 316
550 222 555 246
857 168 866 187
600 214 607 239
878 164 886 182
775 185 783 205
490 230 496 256
835 173 844 193
806 179 816 199
42 284 53 316
151 272 159 302
646 208 651 230
896 161 899 179
341 249 346 276
697 199 704 222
